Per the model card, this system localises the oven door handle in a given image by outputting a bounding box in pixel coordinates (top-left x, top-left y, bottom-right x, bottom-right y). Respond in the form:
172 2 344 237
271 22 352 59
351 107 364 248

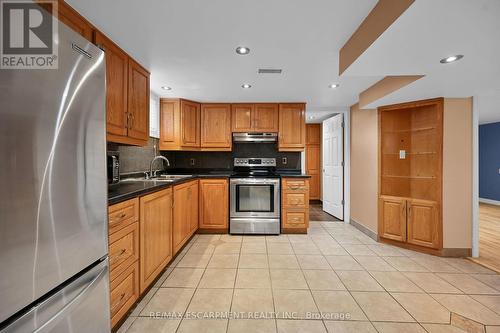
231 179 280 185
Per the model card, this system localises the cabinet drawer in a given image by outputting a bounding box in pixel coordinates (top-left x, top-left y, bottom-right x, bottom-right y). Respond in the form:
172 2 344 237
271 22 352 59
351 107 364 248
109 222 139 282
282 209 308 229
110 261 139 327
282 178 309 191
283 192 307 208
109 198 139 234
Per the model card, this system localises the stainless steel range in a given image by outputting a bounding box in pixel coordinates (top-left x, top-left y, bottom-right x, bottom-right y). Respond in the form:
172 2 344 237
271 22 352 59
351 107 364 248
230 158 280 234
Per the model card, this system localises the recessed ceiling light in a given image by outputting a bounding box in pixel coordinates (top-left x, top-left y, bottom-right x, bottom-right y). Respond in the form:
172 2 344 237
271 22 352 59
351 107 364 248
440 55 464 64
236 46 250 55
241 84 252 89
161 86 172 90
309 116 315 120
328 83 339 89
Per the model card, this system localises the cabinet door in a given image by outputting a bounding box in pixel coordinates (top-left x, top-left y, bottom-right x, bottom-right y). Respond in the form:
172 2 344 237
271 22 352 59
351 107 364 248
188 181 199 235
95 32 128 138
306 124 321 145
407 199 440 249
306 146 320 199
379 196 407 242
279 103 306 151
159 99 180 150
253 104 279 132
199 179 228 229
127 59 150 144
139 188 173 293
231 104 253 132
173 183 189 254
181 100 200 147
201 104 231 148
57 1 93 41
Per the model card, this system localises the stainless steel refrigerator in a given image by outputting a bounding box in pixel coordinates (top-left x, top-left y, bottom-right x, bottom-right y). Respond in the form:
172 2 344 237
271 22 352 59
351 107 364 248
0 21 110 333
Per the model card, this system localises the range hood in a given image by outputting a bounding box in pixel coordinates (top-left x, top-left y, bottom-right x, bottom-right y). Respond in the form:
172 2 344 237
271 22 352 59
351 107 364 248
233 132 278 143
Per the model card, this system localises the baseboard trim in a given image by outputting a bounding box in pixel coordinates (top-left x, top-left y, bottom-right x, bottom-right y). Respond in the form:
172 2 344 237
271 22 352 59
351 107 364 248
440 248 472 257
479 197 500 206
350 219 378 242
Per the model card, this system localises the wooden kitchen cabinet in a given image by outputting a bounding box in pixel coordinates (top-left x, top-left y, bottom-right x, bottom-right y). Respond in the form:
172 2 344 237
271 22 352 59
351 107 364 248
306 124 321 200
254 104 279 132
110 261 139 328
95 31 150 146
199 179 229 231
173 180 199 254
139 188 173 293
201 104 232 150
378 98 443 253
231 103 279 132
231 104 253 132
160 99 201 150
379 196 407 243
127 59 150 143
279 103 306 151
108 198 140 328
281 178 310 233
56 1 94 41
407 199 440 249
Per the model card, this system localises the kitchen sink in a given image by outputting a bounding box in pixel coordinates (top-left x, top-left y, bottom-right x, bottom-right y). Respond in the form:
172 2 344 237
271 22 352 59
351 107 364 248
120 174 192 183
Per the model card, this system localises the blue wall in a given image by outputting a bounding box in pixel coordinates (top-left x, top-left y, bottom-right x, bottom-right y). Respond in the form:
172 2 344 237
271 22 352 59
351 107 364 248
479 122 500 201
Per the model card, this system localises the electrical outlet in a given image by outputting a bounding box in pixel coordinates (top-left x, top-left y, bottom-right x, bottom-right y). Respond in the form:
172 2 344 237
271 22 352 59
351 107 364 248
190 158 195 166
282 157 287 165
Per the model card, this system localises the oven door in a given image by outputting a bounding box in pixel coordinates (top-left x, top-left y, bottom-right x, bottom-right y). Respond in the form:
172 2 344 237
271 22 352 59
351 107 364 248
230 178 280 219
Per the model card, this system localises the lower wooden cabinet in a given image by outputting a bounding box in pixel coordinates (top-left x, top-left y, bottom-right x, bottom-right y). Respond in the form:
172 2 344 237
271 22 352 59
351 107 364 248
109 222 139 283
110 261 139 327
407 199 440 249
139 188 173 293
379 196 407 242
281 178 310 233
379 196 441 250
173 180 199 254
199 179 229 231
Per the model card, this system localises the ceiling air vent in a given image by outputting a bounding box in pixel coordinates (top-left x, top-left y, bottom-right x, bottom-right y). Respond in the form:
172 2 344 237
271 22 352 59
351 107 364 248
258 68 282 74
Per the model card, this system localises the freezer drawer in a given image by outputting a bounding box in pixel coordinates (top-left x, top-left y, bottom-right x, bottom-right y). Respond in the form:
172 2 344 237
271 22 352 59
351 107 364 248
1 259 110 333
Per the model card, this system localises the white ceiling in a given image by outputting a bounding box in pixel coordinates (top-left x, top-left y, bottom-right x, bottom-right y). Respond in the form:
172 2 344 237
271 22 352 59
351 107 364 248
343 0 500 124
67 0 380 118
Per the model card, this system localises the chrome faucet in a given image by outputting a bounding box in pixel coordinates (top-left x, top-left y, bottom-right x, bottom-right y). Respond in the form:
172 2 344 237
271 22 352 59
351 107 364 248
147 155 170 179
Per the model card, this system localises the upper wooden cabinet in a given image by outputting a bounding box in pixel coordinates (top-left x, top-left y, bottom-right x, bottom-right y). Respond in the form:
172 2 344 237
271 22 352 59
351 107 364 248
56 1 93 41
127 59 150 142
306 124 321 145
231 103 279 132
279 103 306 151
254 104 279 132
201 104 232 150
160 99 201 150
199 179 229 230
95 31 150 146
231 104 253 132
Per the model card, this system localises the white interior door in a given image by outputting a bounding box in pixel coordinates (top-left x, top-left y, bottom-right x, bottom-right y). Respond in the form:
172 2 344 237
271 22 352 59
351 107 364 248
322 114 344 220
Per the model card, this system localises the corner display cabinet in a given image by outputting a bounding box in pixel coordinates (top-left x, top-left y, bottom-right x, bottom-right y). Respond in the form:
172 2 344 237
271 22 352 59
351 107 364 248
378 98 443 251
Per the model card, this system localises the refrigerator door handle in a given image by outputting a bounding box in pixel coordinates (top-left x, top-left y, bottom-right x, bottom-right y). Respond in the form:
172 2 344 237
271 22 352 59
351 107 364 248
34 265 107 333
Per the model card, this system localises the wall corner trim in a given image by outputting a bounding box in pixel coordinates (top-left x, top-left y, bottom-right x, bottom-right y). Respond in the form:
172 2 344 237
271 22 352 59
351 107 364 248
350 218 378 242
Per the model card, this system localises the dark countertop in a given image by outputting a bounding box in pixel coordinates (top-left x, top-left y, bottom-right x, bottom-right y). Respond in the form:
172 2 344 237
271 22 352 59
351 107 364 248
108 172 232 205
108 170 310 205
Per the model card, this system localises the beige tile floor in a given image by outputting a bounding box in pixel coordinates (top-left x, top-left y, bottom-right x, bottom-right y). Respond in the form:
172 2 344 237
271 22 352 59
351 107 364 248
118 221 500 333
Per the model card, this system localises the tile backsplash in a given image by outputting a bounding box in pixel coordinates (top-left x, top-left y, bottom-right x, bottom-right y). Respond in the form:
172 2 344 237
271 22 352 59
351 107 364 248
107 138 160 174
108 138 301 175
